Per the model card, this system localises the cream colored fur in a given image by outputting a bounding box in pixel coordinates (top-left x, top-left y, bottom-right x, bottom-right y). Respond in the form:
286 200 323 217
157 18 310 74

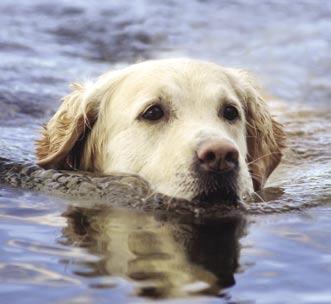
36 58 285 200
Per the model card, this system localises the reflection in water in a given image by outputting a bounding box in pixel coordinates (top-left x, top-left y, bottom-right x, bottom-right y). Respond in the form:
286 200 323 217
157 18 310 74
61 205 246 298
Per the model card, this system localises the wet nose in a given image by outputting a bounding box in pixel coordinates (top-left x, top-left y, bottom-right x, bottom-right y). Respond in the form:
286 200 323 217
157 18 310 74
197 139 239 172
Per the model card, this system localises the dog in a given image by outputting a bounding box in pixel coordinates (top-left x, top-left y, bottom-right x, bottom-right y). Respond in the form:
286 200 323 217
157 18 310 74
36 58 285 203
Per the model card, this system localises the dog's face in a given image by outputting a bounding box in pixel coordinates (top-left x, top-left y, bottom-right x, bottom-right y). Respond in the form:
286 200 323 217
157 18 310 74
94 61 251 202
36 59 285 203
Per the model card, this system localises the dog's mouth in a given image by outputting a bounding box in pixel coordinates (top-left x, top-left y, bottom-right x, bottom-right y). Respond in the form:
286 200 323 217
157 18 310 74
192 170 239 205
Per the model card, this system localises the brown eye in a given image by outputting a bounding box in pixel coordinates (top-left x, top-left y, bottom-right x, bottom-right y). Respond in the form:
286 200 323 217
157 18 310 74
223 105 239 121
142 105 164 121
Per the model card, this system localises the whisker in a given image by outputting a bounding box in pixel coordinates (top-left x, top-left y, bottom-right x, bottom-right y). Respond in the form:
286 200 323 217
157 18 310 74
252 191 266 203
247 151 281 166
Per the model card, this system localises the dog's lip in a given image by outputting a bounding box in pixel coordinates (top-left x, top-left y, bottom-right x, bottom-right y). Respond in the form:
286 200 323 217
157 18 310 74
198 164 237 175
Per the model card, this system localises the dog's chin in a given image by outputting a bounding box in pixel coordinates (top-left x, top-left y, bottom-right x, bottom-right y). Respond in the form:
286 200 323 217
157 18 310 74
193 187 239 205
191 170 240 205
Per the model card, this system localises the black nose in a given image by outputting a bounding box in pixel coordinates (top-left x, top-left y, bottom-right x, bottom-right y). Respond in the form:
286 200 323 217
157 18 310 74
197 139 239 172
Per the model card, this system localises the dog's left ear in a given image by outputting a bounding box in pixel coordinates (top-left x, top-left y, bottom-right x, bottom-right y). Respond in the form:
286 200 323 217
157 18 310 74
233 70 286 191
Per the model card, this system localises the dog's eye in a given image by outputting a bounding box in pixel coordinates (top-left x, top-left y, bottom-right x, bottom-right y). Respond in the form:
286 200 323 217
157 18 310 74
142 105 164 121
222 105 239 121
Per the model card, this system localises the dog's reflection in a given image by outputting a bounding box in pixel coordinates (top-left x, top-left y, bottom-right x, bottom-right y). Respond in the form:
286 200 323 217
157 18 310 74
61 205 246 297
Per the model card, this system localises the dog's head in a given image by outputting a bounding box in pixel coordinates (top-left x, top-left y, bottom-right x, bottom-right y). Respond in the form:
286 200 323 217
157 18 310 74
36 59 285 203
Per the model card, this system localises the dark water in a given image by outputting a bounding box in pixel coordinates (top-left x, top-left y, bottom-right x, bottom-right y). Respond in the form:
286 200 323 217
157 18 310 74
0 0 330 303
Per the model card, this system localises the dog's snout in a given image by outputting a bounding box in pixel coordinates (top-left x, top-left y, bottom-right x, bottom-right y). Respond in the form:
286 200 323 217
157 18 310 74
197 139 239 172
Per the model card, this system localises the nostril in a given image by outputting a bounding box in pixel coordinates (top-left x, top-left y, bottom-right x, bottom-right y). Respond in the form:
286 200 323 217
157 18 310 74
205 151 216 162
225 150 239 164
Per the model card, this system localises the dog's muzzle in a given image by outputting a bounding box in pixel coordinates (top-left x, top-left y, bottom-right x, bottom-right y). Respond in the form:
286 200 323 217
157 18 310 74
193 139 240 204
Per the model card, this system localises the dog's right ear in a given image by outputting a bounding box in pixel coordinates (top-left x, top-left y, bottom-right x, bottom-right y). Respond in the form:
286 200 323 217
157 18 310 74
36 83 99 169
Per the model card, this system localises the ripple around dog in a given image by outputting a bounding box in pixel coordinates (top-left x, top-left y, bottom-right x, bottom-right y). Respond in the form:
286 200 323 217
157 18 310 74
0 157 326 217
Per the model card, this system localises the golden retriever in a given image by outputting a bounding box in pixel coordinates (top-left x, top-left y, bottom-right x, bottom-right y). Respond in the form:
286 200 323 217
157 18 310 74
36 58 285 203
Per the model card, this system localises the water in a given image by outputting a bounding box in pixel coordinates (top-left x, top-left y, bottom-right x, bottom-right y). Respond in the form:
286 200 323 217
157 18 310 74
0 0 330 303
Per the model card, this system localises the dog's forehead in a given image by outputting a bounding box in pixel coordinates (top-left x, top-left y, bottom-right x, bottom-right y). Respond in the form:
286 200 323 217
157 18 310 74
113 60 240 109
129 59 232 88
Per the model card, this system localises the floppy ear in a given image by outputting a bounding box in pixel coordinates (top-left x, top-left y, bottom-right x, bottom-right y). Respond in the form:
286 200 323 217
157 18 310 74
237 71 286 191
36 83 99 169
